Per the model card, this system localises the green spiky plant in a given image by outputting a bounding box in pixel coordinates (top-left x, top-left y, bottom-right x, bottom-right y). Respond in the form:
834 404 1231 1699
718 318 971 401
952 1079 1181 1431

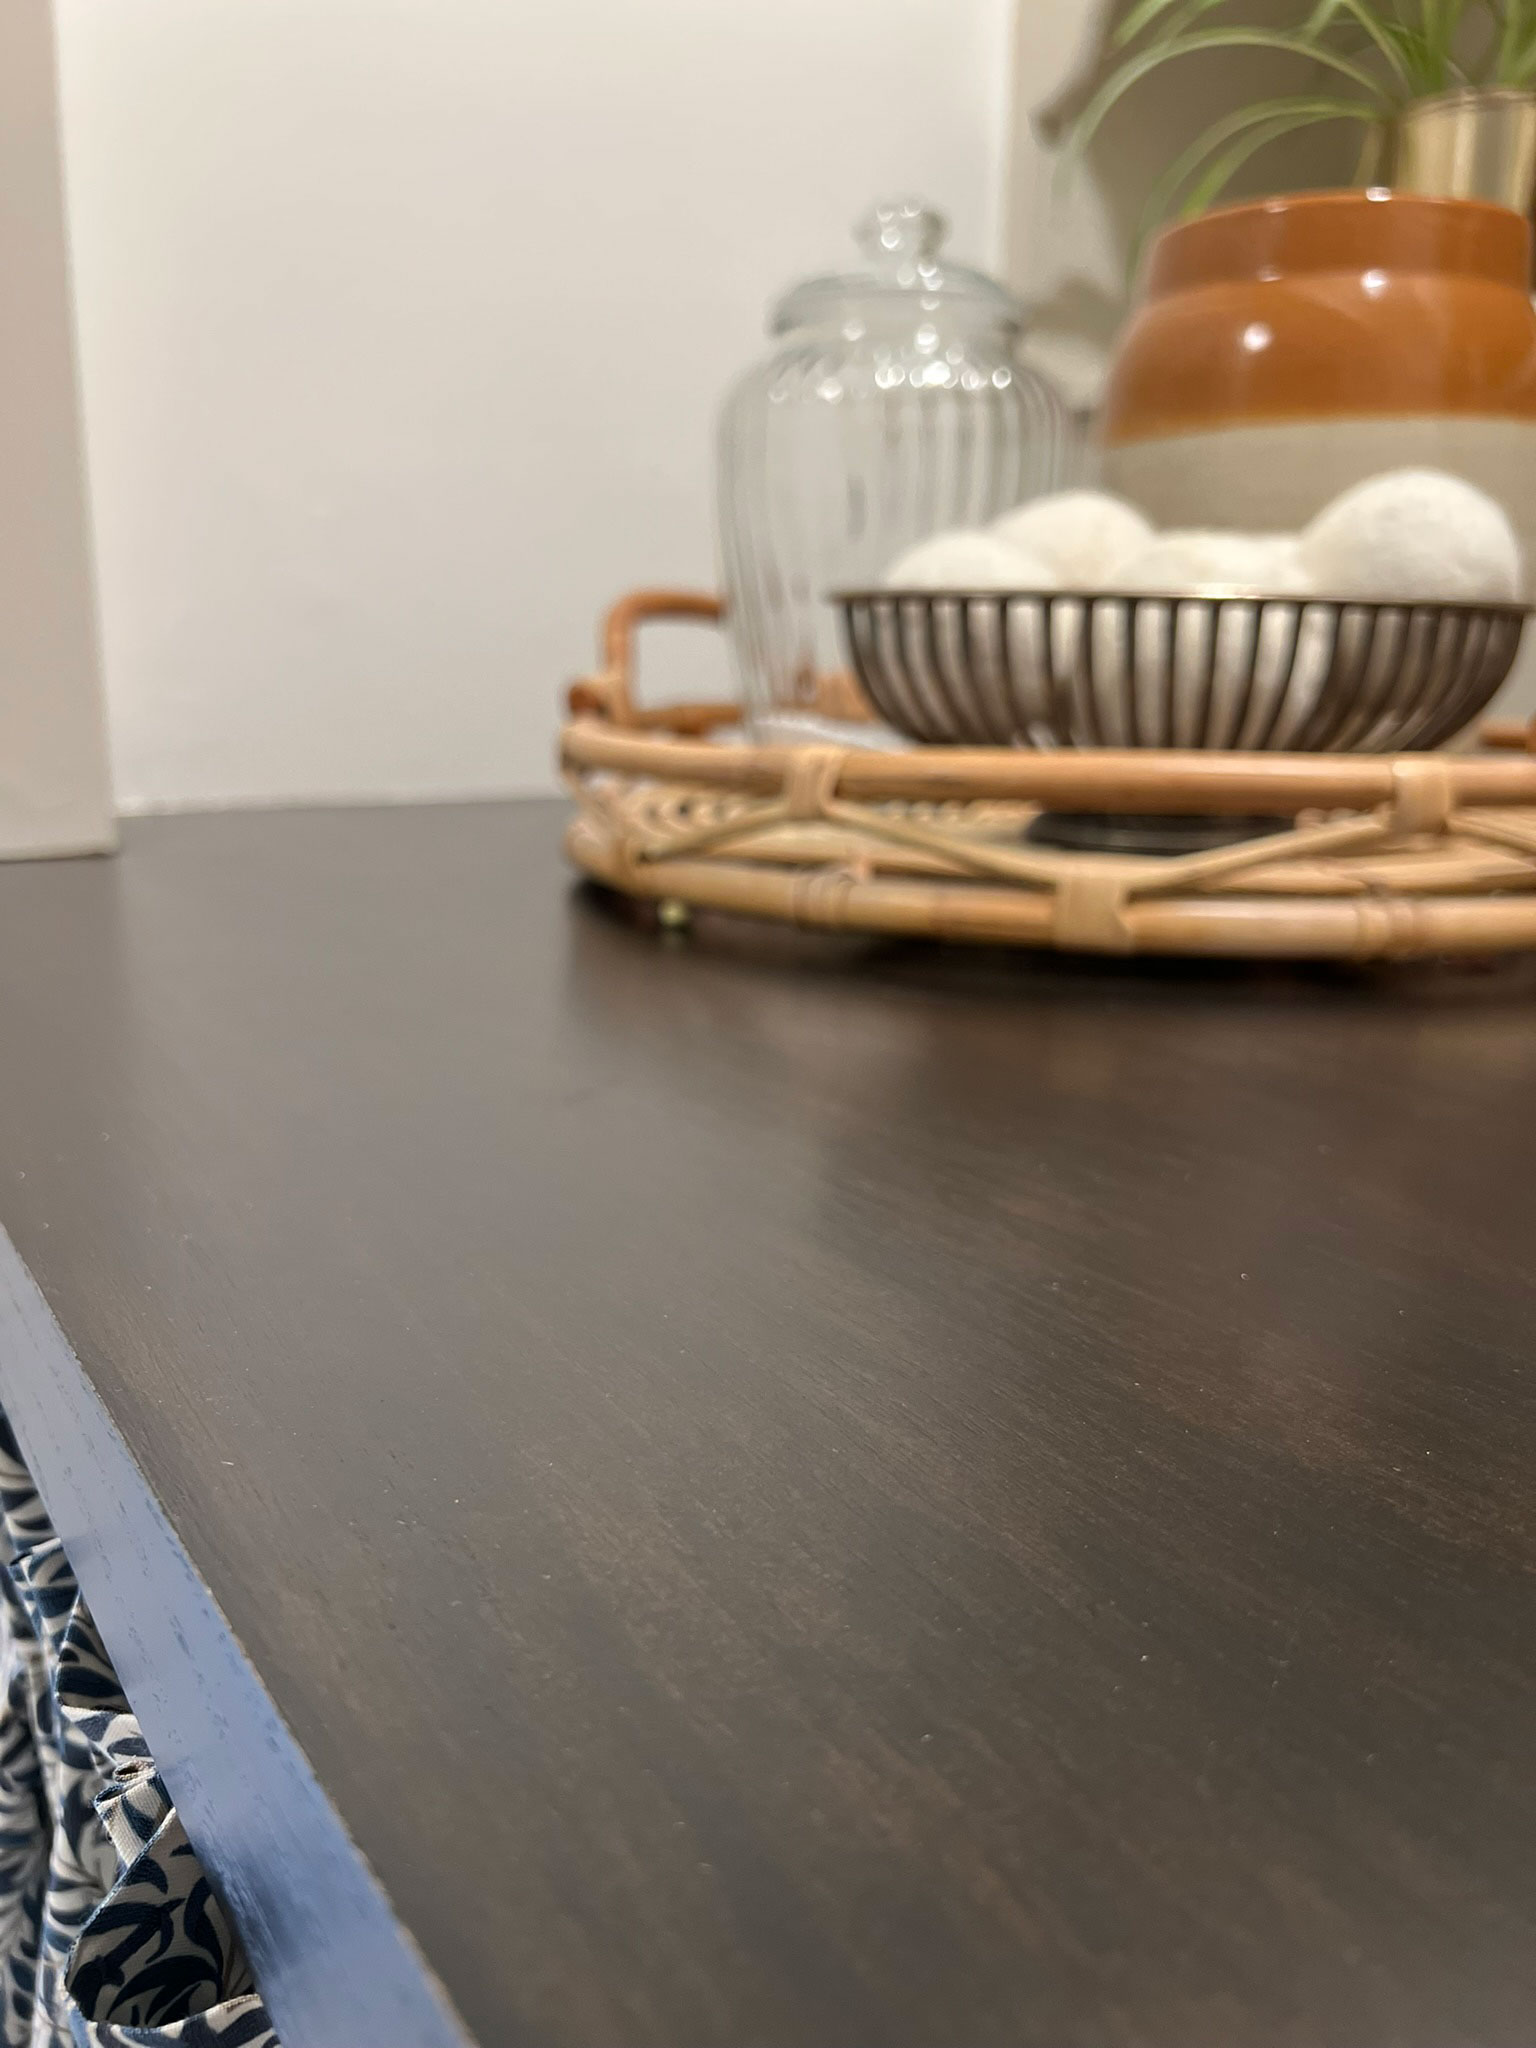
1073 0 1536 252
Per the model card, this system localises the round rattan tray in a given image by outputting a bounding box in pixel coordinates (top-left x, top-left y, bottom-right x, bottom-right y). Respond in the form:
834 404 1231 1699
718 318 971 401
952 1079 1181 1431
562 590 1536 960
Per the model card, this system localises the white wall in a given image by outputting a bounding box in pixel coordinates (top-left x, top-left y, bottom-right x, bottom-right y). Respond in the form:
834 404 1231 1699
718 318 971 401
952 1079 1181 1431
54 0 1013 811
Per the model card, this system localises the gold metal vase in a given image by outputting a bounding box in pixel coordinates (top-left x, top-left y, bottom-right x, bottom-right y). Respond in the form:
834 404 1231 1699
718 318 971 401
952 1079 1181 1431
1393 88 1536 213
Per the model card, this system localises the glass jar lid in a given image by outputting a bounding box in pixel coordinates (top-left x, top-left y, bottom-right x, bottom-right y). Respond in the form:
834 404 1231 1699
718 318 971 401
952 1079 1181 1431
769 198 1024 336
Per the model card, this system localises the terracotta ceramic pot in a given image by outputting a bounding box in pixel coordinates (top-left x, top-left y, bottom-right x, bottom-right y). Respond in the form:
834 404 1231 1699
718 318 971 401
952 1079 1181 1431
1100 188 1536 714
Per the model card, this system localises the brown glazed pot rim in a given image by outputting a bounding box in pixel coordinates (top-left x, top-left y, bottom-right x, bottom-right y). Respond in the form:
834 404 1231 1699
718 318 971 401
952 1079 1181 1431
1143 187 1532 297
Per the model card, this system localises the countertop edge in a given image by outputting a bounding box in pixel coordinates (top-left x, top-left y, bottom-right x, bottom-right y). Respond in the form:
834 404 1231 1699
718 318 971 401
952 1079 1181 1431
0 1224 476 2048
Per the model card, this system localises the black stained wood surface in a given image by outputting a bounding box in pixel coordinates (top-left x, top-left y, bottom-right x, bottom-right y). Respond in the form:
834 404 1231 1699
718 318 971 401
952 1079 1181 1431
0 802 1533 2048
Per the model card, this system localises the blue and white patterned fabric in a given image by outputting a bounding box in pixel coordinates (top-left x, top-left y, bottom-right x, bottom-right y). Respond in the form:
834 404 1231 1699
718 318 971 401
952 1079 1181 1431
0 1417 278 2047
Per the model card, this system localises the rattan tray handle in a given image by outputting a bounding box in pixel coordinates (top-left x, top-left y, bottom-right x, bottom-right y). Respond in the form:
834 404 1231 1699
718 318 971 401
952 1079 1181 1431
567 590 733 734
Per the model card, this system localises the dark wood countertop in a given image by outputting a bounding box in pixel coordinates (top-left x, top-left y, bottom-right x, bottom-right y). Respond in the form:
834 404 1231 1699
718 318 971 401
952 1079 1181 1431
0 799 1533 2047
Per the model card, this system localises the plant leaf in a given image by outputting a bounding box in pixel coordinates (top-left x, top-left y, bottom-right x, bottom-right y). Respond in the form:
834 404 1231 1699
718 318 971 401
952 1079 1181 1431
1352 117 1389 179
1415 0 1483 77
1493 0 1524 80
1376 20 1447 91
1499 4 1536 74
1310 13 1445 92
1112 0 1233 50
1068 26 1392 166
1303 0 1416 83
1181 104 1378 213
1133 93 1375 257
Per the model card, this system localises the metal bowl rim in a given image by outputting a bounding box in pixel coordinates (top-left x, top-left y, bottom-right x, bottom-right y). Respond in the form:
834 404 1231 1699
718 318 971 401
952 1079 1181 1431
832 587 1535 616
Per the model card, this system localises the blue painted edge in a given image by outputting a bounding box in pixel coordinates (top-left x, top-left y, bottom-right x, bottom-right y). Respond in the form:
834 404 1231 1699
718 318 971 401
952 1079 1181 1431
0 1226 475 2048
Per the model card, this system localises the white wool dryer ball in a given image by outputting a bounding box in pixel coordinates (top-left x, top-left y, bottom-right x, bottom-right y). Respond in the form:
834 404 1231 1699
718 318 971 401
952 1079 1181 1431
1118 529 1312 596
990 490 1155 587
1300 468 1522 602
883 529 1061 591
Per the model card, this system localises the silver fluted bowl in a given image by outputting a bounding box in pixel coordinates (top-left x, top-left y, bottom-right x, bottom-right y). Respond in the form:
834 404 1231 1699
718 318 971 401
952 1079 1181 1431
836 589 1530 751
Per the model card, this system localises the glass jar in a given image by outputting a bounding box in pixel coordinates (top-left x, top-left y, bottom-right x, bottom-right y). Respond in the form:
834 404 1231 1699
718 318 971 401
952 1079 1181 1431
718 199 1070 727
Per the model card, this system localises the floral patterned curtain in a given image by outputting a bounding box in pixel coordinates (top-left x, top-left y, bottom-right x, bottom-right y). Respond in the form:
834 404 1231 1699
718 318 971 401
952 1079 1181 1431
0 1415 278 2046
